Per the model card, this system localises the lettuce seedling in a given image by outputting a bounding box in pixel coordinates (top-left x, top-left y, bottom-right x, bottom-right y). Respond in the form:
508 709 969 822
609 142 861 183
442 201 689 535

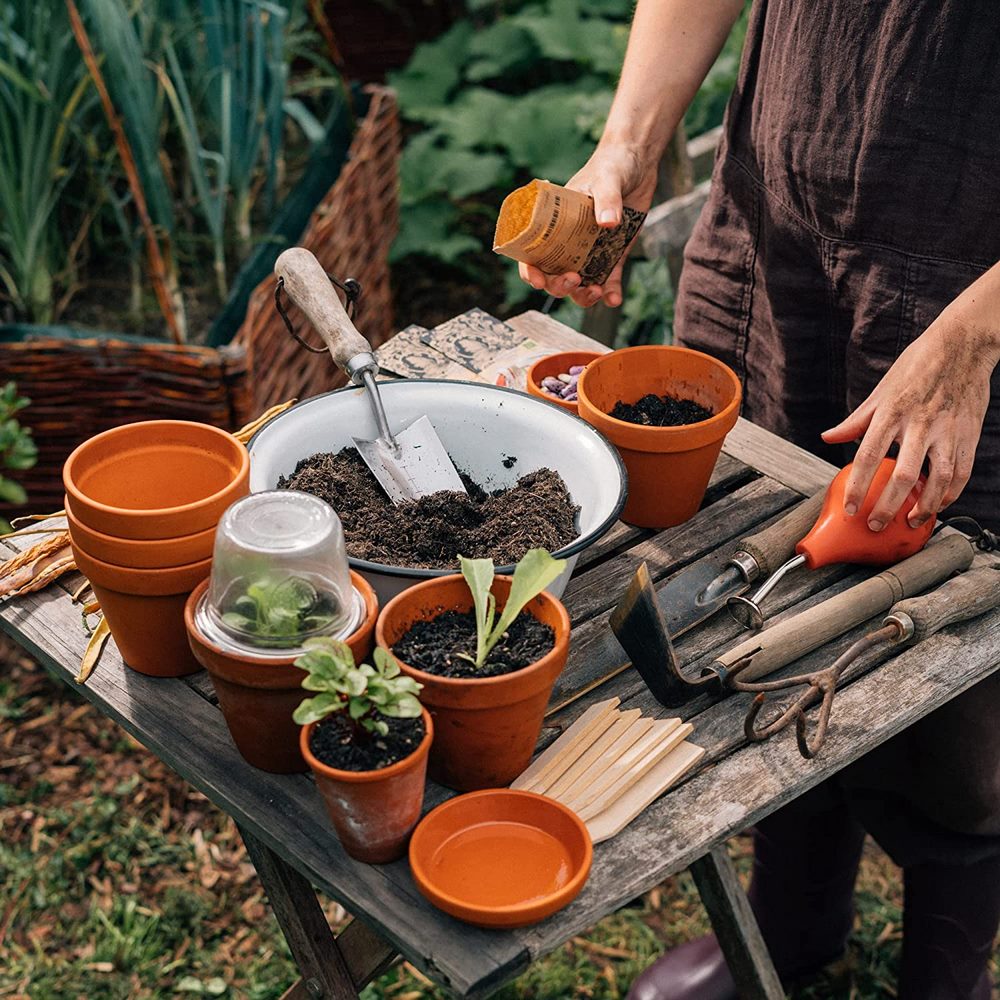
222 575 337 643
459 548 566 668
292 638 422 740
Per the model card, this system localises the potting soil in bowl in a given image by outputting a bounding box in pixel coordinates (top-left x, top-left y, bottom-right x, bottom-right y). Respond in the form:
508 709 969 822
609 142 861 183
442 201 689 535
392 610 554 678
277 448 579 569
308 713 427 771
610 393 714 426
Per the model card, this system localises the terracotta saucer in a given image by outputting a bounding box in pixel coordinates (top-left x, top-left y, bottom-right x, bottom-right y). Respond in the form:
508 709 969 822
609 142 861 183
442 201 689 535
409 789 592 928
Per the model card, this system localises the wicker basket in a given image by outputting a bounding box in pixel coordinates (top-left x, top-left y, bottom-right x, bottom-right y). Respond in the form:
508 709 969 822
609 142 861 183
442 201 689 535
0 85 400 519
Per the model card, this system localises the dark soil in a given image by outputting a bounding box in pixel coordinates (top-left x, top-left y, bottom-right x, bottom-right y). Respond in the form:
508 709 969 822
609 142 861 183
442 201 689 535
278 448 579 568
611 393 714 426
308 712 426 772
393 609 554 678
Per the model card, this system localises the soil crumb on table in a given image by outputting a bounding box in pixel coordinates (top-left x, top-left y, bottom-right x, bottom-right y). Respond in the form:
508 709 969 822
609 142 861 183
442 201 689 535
309 713 425 771
611 393 713 426
278 449 579 569
393 609 554 678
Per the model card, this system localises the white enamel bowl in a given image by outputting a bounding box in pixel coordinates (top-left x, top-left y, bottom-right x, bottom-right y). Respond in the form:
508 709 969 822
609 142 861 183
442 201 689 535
247 380 628 603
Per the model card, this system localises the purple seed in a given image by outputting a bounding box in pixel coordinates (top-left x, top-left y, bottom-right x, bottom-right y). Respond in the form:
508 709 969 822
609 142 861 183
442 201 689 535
565 390 578 401
541 376 563 392
567 373 579 386
560 383 576 398
568 365 585 375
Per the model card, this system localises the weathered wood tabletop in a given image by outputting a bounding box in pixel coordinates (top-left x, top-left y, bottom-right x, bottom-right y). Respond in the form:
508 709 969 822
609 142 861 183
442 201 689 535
3 309 1000 999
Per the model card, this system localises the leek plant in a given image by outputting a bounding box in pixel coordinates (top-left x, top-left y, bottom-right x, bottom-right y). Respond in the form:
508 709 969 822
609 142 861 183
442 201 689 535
0 4 93 322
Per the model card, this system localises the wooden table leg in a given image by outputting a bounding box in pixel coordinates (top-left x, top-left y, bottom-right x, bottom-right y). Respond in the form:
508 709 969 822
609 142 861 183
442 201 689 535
689 845 784 1000
237 824 398 999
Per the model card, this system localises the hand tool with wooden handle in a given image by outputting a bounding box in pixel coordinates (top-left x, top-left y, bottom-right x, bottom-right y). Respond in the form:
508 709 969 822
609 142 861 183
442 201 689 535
614 531 976 709
728 457 934 630
274 247 466 503
738 562 1000 757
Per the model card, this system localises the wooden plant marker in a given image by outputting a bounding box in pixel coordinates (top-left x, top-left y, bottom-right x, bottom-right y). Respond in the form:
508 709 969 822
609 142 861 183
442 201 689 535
575 721 693 821
545 709 644 801
511 697 620 793
585 742 705 844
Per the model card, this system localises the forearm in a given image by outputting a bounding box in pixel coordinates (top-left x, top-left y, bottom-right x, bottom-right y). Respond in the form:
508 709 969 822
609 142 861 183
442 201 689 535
939 260 1000 366
601 0 744 165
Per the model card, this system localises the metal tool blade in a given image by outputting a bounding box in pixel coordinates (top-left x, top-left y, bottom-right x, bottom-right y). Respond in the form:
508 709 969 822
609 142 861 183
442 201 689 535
658 551 752 638
353 414 466 505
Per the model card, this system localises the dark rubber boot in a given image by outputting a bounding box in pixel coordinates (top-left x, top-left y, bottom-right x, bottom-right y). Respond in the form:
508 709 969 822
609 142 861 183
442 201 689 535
627 789 865 1000
899 855 1000 1000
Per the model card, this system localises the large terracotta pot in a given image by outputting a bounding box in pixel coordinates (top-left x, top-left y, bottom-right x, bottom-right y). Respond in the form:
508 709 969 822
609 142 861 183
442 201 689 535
184 573 379 774
577 345 741 529
376 574 570 791
63 419 249 540
71 544 209 678
300 707 433 864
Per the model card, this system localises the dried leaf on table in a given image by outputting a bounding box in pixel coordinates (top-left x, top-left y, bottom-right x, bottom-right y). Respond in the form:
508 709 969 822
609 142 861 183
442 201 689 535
234 400 295 443
0 532 76 599
77 617 111 685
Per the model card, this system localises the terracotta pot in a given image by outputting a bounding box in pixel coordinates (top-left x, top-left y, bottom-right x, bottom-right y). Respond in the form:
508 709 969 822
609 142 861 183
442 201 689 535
300 707 433 864
526 350 601 413
577 345 742 528
66 500 216 569
376 574 570 791
71 543 210 678
184 573 379 774
64 419 249 540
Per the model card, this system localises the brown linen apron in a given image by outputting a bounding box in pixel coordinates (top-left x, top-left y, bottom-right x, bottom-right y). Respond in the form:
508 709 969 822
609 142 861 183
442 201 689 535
675 0 1000 865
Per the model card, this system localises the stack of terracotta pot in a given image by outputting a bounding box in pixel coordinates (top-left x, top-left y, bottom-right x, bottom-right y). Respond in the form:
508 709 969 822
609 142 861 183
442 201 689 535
63 420 250 678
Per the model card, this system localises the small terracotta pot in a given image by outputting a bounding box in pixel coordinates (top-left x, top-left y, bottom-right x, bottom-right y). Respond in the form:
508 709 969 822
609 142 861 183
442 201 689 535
577 345 741 528
64 419 249 540
300 707 433 864
527 350 601 413
184 573 379 774
66 501 217 569
71 543 210 678
376 574 570 791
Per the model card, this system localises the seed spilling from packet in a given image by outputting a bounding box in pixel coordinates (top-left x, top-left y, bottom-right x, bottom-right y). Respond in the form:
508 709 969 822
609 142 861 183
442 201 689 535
540 364 587 402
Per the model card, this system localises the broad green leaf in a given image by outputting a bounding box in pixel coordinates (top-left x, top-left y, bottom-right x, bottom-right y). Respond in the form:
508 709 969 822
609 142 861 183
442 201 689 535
348 697 368 720
401 131 510 206
345 668 368 697
293 692 340 726
382 693 422 719
465 23 537 82
460 555 496 667
485 549 566 660
390 200 483 266
374 647 401 678
387 22 474 118
0 477 26 505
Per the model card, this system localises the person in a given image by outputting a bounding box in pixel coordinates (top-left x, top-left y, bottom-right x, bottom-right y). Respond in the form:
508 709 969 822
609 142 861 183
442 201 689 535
519 2 1000 997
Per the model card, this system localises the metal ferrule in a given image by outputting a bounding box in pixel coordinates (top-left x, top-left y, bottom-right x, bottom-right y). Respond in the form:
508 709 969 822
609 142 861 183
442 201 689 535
882 611 915 643
729 550 761 583
345 352 379 385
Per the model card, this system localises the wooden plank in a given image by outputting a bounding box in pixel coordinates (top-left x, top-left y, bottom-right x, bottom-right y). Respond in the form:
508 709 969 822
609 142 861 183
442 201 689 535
516 609 1000 973
336 919 400 990
723 419 836 496
239 824 361 999
639 180 711 263
689 847 784 1000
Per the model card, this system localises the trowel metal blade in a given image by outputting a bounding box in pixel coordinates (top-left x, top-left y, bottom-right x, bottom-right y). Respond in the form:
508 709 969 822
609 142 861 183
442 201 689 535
657 551 751 638
353 414 466 505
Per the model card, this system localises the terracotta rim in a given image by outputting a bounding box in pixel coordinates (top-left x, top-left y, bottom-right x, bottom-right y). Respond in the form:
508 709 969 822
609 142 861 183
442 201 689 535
577 345 742 438
66 500 217 561
64 419 249 522
527 350 602 412
375 573 571 690
408 788 592 919
184 572 379 666
299 707 433 783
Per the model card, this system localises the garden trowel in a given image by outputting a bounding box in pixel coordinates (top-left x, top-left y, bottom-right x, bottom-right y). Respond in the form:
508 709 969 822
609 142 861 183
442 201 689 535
275 247 466 504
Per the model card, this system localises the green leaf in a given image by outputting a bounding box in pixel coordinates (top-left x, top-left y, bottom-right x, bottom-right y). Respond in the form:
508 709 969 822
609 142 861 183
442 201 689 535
292 692 340 726
0 477 27 505
483 549 566 662
374 647 401 679
460 555 497 667
387 21 474 119
381 693 422 719
400 130 510 206
221 612 255 633
465 23 538 81
348 697 368 720
390 200 483 266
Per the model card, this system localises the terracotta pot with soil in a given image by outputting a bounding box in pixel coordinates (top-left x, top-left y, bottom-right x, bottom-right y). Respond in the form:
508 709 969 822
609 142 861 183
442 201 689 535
184 571 379 774
577 345 741 529
70 544 209 677
376 558 570 791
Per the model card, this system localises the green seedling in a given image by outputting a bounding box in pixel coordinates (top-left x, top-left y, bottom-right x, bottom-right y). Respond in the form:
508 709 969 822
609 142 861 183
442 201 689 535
459 548 566 669
292 639 422 740
221 575 337 641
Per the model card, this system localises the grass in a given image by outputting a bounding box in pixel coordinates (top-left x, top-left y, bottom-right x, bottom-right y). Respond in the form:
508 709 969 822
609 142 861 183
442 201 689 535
1 638 998 999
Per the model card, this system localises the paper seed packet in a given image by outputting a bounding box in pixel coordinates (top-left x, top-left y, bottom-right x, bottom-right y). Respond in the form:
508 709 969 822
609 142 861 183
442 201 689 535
494 179 647 286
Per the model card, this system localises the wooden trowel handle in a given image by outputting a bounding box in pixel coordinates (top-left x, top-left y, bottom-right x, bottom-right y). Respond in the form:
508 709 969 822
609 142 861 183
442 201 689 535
275 247 373 377
736 490 826 578
888 562 1000 643
716 532 974 683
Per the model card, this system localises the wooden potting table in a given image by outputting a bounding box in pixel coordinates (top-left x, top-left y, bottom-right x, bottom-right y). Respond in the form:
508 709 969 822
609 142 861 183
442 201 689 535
3 308 1000 1000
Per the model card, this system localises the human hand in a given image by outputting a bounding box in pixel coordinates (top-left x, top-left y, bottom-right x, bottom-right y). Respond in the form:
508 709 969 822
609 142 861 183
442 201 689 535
822 312 1000 530
518 141 658 309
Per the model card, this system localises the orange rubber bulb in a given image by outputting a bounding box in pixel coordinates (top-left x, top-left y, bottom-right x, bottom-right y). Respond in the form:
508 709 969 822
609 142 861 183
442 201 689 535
797 457 935 569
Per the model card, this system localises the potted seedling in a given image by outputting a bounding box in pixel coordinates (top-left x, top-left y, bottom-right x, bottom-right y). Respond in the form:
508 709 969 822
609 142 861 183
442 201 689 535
375 548 570 791
185 491 378 775
294 639 432 864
